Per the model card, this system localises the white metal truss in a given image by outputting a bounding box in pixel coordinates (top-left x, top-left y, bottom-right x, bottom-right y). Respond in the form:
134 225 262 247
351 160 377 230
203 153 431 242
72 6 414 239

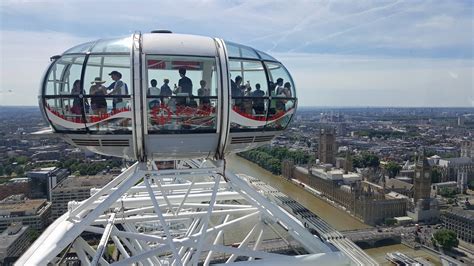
17 160 352 266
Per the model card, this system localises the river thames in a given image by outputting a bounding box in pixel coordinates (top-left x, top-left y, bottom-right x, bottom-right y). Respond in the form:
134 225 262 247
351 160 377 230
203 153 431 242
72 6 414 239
227 154 442 265
227 154 369 231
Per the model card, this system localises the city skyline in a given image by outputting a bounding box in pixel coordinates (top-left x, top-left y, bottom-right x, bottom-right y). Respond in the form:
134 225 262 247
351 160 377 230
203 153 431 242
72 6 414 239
1 0 473 107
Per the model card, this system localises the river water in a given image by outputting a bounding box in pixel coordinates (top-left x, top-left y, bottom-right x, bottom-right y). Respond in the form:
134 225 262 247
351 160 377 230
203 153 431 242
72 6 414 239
226 154 370 231
227 154 442 265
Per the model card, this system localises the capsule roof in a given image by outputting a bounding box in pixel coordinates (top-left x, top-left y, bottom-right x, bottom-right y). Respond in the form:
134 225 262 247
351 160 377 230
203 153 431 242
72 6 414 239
63 33 277 62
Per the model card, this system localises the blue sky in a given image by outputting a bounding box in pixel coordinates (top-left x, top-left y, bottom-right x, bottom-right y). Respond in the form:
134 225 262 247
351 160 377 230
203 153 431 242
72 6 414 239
1 0 473 107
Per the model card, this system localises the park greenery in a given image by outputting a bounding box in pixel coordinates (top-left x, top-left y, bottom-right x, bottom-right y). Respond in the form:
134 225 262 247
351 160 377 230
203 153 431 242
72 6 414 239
239 146 314 175
0 156 123 178
57 159 122 176
0 156 31 177
438 187 458 198
352 152 380 168
431 168 442 183
432 229 458 250
384 161 402 178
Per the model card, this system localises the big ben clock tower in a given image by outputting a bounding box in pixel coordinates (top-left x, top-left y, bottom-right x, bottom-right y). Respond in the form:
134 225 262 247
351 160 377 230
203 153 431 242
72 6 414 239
408 149 439 222
414 150 432 203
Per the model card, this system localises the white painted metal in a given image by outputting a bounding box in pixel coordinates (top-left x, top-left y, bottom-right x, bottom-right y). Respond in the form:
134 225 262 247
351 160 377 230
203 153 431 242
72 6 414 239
16 160 353 265
131 31 145 161
142 33 217 56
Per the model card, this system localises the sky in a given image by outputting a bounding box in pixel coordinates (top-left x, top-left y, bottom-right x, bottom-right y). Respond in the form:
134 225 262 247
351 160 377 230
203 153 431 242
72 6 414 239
0 0 473 107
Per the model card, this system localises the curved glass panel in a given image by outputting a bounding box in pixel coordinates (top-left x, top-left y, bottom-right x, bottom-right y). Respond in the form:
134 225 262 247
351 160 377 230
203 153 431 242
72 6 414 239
90 36 132 53
225 41 259 59
264 62 296 130
83 55 131 133
256 50 277 61
63 41 94 54
229 59 269 131
43 55 87 132
145 55 218 133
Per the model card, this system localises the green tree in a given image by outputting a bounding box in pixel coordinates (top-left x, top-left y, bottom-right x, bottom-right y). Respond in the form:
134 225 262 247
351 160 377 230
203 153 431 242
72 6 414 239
352 156 363 168
384 218 397 226
14 165 24 176
431 168 441 183
468 180 474 190
438 188 457 198
352 153 380 168
385 161 401 178
363 153 380 168
4 165 13 176
15 156 29 165
433 229 458 250
78 163 88 176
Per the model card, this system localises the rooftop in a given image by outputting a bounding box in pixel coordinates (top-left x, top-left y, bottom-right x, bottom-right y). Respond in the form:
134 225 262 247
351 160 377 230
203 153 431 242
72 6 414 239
386 191 409 199
55 175 114 190
0 224 29 249
27 167 57 175
445 208 474 220
386 178 413 191
0 197 48 213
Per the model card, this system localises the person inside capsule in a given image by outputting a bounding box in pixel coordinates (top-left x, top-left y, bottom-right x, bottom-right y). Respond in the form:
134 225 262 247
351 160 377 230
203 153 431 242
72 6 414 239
198 80 210 107
147 79 160 108
231 75 244 111
173 67 192 107
71 79 86 115
251 83 265 115
107 71 128 110
89 77 108 116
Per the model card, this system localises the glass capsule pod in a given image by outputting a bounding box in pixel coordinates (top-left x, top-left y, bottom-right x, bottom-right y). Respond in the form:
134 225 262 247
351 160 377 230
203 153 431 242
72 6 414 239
39 32 297 161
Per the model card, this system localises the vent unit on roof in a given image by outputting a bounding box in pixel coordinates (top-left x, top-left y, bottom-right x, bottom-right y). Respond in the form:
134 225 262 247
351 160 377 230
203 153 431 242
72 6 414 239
151 30 172 34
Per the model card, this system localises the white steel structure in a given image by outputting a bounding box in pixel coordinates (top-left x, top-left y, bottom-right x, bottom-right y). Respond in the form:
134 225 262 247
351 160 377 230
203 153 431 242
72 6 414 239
18 160 353 265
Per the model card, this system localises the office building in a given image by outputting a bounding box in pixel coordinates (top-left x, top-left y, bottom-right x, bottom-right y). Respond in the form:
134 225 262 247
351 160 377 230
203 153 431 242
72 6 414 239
0 195 51 232
27 167 69 200
51 175 114 220
0 223 31 265
441 208 474 244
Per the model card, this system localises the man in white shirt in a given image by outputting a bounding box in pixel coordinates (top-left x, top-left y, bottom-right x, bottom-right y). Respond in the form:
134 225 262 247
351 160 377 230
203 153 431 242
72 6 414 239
147 79 161 108
107 70 128 109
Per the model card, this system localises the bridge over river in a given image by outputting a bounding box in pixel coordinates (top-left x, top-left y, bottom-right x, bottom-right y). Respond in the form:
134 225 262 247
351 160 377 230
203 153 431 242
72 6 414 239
343 229 402 249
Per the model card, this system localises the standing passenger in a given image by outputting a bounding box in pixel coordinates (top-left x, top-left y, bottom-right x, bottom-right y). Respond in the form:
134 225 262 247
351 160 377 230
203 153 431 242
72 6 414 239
71 80 85 115
107 71 128 110
147 79 160 108
90 77 108 115
243 83 253 114
274 78 284 95
174 68 193 106
231 76 244 111
160 78 172 96
198 80 210 106
251 83 265 115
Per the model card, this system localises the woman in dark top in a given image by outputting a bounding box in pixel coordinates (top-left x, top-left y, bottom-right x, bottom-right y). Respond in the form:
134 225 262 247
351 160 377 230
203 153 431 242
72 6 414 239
71 80 89 115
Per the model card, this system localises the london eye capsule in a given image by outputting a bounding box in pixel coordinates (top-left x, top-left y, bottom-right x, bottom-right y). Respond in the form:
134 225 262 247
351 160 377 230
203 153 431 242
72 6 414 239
39 31 297 161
